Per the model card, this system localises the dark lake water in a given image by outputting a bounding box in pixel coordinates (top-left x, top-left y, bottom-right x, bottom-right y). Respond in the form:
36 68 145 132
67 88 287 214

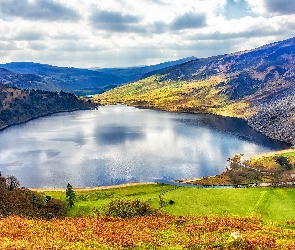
0 105 289 188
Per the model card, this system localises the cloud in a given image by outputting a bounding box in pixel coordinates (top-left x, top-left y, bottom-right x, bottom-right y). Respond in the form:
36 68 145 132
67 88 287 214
90 9 144 33
28 42 47 51
188 27 286 41
263 0 295 15
0 0 293 68
225 0 255 20
14 31 44 41
169 12 207 30
0 41 19 51
53 41 104 52
0 0 80 21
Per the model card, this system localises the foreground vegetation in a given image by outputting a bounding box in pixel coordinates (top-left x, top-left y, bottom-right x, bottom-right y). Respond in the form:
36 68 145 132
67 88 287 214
2 179 295 248
0 174 68 219
2 215 295 249
2 183 295 249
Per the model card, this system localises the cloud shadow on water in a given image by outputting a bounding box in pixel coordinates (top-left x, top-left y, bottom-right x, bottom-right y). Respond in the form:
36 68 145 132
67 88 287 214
95 125 144 145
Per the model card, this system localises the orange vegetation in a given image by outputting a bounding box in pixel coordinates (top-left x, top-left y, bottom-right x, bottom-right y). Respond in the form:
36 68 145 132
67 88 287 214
1 215 295 249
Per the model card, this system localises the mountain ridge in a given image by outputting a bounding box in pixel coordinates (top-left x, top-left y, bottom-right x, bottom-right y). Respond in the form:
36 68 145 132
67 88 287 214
0 57 196 94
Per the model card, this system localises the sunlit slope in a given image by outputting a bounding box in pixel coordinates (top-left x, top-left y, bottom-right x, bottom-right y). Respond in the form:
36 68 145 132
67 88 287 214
95 37 295 144
96 75 250 118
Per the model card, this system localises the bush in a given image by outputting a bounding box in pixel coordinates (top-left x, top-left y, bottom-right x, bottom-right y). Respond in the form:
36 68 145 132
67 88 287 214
275 156 292 170
42 199 68 219
104 199 159 218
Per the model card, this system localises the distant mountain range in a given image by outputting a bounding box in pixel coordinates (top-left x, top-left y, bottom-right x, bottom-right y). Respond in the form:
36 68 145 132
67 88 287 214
0 62 123 93
92 57 197 83
96 37 295 144
0 57 196 95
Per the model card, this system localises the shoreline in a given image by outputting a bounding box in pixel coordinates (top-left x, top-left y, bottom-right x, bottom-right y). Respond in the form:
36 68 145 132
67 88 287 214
176 148 295 184
249 148 294 160
29 182 155 192
0 107 96 132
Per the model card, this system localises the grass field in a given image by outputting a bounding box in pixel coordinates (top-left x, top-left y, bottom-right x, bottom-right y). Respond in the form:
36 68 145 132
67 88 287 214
43 183 295 223
3 184 295 249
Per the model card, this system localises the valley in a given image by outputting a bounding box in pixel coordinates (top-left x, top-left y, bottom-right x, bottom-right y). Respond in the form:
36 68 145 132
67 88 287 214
1 0 295 248
95 37 295 145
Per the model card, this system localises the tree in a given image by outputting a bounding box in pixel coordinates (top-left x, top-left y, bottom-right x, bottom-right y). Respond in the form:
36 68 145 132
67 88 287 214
6 175 20 190
0 172 6 191
66 183 75 208
275 156 292 170
226 154 244 170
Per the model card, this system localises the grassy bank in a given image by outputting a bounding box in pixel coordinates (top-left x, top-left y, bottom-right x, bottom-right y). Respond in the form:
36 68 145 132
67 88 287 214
43 183 295 223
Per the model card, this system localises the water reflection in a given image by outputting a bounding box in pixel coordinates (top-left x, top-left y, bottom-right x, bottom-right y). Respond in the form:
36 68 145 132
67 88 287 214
96 125 144 145
0 105 289 188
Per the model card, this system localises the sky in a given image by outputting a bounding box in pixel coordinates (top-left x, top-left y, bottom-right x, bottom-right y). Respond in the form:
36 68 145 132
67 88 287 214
0 0 294 68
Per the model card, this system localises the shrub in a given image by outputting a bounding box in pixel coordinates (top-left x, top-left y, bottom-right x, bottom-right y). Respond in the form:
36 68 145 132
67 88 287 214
275 156 292 170
42 199 68 219
104 199 159 218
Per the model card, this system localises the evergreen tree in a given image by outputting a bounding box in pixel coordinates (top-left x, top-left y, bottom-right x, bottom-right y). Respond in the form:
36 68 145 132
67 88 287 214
66 183 75 208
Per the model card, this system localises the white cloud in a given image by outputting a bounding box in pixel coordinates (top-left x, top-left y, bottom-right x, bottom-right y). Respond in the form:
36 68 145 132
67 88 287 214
0 0 293 68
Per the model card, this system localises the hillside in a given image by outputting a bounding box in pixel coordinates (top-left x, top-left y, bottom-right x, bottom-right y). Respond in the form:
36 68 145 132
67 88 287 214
0 84 95 130
95 37 295 144
0 68 58 91
0 62 124 93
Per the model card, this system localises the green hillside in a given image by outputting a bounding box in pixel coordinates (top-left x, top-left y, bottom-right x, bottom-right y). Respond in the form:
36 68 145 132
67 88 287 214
96 75 249 118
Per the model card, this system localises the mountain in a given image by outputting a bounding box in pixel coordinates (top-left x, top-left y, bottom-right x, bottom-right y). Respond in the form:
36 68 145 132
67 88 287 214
0 57 196 95
95 37 295 144
93 57 197 83
0 84 95 130
0 62 124 93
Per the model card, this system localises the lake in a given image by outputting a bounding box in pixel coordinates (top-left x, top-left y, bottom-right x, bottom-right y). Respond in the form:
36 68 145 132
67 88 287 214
0 105 289 188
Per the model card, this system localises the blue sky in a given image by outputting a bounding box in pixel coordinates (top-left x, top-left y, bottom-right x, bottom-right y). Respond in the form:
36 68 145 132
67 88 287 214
0 0 294 68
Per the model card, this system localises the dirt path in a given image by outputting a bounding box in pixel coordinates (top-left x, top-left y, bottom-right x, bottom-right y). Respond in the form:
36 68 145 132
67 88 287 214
29 182 155 192
250 148 294 160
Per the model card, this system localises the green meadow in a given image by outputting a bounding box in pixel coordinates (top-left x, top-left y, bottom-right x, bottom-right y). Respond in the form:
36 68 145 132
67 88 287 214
44 183 295 223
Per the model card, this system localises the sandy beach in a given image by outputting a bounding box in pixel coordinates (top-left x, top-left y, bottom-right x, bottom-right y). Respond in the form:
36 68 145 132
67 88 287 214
29 182 155 192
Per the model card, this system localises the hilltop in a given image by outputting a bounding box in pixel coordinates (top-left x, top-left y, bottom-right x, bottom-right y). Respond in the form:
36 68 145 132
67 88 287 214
95 37 295 144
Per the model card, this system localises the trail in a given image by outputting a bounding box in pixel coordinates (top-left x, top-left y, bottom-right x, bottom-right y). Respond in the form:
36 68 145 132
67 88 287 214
249 190 267 216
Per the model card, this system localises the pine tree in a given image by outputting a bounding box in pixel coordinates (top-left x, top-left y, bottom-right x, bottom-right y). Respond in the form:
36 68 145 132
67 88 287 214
66 183 75 208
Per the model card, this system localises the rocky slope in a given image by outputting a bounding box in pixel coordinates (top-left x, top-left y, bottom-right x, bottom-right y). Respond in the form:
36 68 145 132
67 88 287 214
95 37 295 144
